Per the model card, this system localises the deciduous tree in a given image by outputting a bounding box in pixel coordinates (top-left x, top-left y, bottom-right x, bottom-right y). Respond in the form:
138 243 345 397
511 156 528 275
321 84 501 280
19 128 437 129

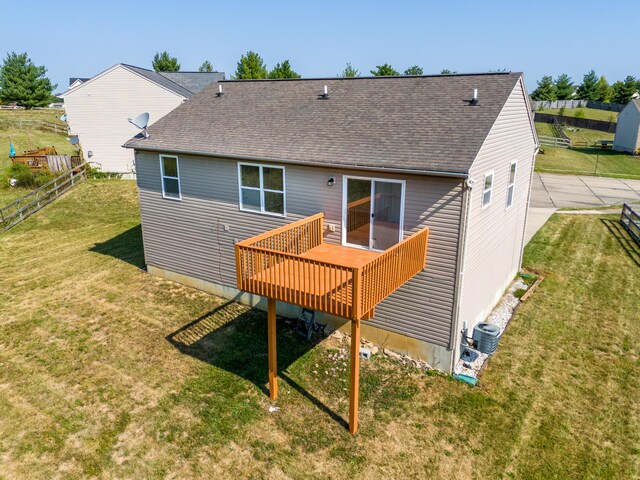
403 65 423 75
234 51 268 79
339 63 360 77
268 60 301 79
199 61 213 72
152 51 180 72
0 52 56 108
370 64 399 76
440 69 457 74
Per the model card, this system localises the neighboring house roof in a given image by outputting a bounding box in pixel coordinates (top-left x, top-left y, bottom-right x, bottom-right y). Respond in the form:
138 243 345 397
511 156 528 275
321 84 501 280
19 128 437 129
60 64 224 99
125 72 524 175
69 77 90 86
158 71 226 94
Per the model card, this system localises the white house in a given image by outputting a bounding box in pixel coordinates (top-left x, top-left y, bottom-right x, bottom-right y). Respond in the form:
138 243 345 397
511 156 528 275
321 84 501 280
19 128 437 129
60 64 224 176
613 99 640 154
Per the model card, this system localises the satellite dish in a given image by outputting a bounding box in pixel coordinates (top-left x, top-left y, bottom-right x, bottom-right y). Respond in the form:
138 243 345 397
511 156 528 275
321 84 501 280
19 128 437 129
128 112 150 138
68 135 79 145
60 113 67 122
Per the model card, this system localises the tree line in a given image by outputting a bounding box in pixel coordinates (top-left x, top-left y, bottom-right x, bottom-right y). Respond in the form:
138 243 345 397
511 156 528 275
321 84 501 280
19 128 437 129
152 50 457 79
531 70 640 105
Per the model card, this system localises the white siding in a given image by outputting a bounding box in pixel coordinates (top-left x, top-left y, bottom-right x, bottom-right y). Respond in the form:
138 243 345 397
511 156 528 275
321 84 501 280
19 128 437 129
613 101 640 153
62 66 185 174
136 152 465 347
459 78 537 333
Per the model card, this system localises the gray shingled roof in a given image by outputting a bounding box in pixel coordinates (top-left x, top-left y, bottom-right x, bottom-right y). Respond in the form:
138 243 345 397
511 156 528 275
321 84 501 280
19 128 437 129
125 73 523 174
122 65 195 98
159 71 225 94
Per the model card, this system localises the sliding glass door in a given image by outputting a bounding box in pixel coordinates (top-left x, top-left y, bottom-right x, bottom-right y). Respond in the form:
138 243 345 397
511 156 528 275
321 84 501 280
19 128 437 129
343 176 404 251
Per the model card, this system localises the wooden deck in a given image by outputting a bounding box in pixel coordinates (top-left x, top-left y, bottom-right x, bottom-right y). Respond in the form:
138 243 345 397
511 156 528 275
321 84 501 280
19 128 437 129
235 213 429 321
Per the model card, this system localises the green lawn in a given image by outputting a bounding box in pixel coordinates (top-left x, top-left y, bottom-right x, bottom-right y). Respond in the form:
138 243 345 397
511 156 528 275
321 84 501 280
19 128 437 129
0 108 77 206
0 181 638 478
537 107 618 122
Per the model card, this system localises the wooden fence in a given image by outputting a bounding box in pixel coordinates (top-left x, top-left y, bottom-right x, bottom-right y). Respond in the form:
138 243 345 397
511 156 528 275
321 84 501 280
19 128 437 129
538 135 571 148
620 204 640 245
0 117 68 134
535 112 616 133
0 163 87 231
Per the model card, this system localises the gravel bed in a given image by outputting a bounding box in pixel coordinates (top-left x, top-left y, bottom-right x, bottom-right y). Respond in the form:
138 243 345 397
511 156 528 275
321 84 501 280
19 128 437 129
454 278 528 379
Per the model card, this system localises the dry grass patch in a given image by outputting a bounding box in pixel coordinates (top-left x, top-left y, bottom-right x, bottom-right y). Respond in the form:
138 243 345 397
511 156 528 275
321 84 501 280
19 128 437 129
0 180 638 478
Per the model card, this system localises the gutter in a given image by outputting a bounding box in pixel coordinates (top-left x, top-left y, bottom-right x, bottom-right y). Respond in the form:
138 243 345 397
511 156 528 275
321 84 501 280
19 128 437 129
122 145 470 179
448 179 472 371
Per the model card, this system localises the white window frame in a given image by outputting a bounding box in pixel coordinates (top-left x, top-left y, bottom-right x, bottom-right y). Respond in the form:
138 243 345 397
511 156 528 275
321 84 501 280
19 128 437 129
482 171 494 210
506 161 517 210
341 175 406 252
238 162 286 217
159 154 181 201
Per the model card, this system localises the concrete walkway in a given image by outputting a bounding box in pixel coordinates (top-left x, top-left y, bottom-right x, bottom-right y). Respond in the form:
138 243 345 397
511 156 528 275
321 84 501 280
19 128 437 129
525 173 640 243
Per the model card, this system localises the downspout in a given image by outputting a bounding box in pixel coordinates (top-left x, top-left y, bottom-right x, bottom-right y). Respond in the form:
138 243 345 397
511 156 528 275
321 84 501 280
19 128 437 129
517 145 540 269
448 178 473 373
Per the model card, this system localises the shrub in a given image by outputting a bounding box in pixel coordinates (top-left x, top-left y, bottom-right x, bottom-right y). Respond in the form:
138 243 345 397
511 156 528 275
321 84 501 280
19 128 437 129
4 163 53 189
86 166 123 179
574 109 585 119
558 106 566 117
514 288 527 299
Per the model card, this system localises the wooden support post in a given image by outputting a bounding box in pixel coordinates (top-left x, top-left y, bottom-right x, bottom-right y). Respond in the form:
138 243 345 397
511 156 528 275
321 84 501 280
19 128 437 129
267 297 278 401
349 319 361 435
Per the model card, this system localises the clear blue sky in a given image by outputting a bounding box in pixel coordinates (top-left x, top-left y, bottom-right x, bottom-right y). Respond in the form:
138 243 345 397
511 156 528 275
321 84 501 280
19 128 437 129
2 0 637 92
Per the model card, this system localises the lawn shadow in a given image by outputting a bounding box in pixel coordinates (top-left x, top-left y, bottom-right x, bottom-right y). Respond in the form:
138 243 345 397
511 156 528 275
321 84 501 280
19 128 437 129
166 300 348 429
601 218 640 267
90 224 144 268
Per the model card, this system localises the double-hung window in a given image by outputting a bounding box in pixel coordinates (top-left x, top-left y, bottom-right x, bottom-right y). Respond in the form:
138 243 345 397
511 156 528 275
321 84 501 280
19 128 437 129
482 171 494 209
506 161 517 209
239 163 285 216
160 155 181 200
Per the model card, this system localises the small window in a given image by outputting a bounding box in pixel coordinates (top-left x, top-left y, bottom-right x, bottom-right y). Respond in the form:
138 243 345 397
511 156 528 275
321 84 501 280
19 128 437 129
160 155 181 200
239 163 285 216
506 161 517 209
482 171 494 209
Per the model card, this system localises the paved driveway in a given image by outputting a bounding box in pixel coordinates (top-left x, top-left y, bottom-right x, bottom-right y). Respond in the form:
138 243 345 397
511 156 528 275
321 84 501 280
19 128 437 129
525 174 640 244
532 173 640 208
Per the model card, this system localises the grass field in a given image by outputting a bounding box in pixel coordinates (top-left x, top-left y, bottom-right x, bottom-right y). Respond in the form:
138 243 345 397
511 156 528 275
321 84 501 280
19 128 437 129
0 180 638 478
0 108 77 206
536 107 619 122
535 123 640 178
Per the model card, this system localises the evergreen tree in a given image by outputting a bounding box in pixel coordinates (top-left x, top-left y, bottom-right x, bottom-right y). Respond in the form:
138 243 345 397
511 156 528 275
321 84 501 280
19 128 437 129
0 52 57 108
198 60 213 72
596 76 611 102
338 63 359 77
531 75 556 101
233 51 267 79
575 70 599 100
152 51 180 72
403 65 423 75
611 76 638 104
267 60 301 79
440 69 457 74
370 64 399 76
554 74 574 100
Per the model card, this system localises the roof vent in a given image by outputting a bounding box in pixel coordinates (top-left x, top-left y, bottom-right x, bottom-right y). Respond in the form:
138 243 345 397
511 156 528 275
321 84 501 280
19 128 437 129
470 88 478 105
216 84 223 97
319 85 329 100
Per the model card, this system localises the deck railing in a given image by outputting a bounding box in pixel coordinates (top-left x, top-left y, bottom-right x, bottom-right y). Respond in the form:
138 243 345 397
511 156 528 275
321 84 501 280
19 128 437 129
358 227 430 318
620 203 640 245
235 213 429 320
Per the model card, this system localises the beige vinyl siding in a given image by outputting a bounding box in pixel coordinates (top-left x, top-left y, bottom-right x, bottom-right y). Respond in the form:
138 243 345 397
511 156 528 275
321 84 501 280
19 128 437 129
613 101 640 153
459 78 537 331
62 65 185 174
136 151 464 347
